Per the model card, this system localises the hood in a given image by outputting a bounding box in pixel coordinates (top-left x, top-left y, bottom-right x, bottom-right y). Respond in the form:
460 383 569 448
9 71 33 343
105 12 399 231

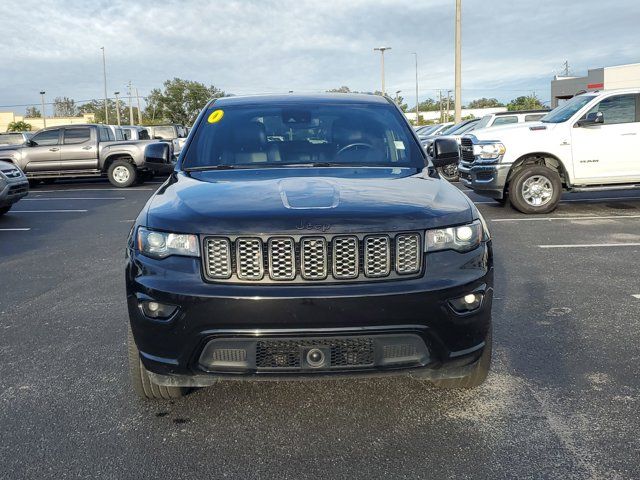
145 167 474 234
471 121 556 140
0 144 21 153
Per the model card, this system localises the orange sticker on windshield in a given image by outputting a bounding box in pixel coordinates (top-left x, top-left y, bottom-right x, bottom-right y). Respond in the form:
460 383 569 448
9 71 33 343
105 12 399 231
208 109 224 123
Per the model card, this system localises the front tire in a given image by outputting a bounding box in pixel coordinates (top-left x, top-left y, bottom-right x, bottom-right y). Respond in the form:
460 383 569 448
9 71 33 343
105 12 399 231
127 325 189 400
509 165 562 214
437 164 459 182
108 160 137 188
431 328 492 389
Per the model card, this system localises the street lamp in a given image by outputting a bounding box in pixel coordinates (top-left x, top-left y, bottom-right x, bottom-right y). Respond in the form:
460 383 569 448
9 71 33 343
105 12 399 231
395 90 401 103
412 53 419 125
114 91 121 126
373 46 391 95
39 91 46 128
101 47 109 124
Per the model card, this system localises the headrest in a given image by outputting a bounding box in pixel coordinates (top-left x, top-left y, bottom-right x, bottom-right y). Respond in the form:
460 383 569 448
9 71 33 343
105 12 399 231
233 121 266 149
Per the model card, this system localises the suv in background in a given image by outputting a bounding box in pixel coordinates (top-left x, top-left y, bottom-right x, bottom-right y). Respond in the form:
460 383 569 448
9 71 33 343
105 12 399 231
459 89 640 213
0 160 29 215
474 110 549 130
146 124 188 156
0 132 33 146
122 126 151 141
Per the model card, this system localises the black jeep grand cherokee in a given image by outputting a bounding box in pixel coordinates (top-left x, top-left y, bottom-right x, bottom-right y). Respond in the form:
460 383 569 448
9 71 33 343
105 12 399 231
126 94 493 399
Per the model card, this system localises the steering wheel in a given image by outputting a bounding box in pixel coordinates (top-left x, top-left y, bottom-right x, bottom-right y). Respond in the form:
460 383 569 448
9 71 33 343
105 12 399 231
336 143 373 157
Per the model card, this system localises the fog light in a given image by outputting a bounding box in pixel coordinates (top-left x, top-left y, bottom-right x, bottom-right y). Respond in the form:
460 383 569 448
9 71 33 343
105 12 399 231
140 300 178 319
449 293 483 313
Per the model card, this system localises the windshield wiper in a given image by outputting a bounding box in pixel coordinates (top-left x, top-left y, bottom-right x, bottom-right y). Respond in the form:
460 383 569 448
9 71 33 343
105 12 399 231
183 165 241 172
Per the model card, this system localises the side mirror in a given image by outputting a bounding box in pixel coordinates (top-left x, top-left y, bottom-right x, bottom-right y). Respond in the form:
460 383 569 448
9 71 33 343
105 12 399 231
26 139 35 147
430 137 460 168
577 111 604 127
144 142 171 169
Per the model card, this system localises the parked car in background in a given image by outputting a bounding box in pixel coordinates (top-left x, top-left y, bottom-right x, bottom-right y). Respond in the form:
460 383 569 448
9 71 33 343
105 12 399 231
0 132 33 146
125 93 492 400
421 118 481 182
459 89 640 213
416 123 454 140
146 124 188 156
122 125 151 141
0 124 174 188
0 160 29 215
474 110 549 130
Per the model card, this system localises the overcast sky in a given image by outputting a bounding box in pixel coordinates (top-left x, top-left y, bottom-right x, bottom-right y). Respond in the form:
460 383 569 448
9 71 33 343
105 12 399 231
2 0 640 114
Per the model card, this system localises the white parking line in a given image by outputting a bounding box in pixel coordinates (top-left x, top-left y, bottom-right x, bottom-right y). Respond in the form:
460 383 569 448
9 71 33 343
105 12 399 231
34 188 153 193
632 294 640 299
492 214 640 223
12 209 88 213
471 195 640 205
539 243 640 249
0 228 31 231
24 197 125 201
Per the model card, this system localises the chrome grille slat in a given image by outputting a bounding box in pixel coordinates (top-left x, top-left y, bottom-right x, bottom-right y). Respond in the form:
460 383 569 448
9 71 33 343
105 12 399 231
204 237 232 279
268 237 295 280
236 238 264 280
301 237 327 280
364 235 391 277
203 232 422 283
332 236 358 279
395 233 421 274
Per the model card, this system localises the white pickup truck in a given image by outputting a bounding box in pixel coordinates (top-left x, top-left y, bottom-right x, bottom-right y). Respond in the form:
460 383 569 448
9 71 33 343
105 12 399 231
458 89 640 213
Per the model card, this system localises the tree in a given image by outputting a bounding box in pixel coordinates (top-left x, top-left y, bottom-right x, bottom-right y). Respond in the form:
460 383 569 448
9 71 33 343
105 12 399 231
326 86 353 93
7 121 32 132
25 106 41 118
78 99 132 124
466 97 503 109
145 78 225 125
53 96 77 117
507 94 546 111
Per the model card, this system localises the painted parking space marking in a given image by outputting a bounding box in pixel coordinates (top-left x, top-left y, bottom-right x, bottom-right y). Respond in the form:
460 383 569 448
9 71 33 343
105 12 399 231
471 195 640 205
491 214 640 223
632 294 640 299
539 243 640 249
0 228 31 231
24 197 126 201
34 187 153 193
12 209 88 213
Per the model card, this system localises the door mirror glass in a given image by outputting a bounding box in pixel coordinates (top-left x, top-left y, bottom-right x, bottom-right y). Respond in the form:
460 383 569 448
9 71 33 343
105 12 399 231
430 137 460 168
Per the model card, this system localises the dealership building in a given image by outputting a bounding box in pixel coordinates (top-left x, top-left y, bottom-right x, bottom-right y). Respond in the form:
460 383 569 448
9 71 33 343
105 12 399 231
550 62 640 107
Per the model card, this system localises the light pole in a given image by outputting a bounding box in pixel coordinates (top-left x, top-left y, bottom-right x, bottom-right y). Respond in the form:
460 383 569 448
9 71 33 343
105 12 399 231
373 46 391 95
412 53 419 125
101 47 109 124
127 81 134 125
39 91 46 128
446 89 452 122
114 91 121 126
395 90 401 104
454 0 462 122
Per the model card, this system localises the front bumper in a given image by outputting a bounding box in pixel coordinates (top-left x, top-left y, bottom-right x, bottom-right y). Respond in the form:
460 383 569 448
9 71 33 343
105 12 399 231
458 162 511 200
0 178 29 207
126 241 493 384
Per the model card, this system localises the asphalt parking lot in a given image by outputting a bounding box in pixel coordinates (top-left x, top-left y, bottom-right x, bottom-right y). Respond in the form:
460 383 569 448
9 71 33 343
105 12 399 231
1 178 639 479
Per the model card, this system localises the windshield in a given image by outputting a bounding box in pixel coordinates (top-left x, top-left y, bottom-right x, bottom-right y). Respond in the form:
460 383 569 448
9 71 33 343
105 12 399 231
0 133 26 145
182 103 425 170
152 126 177 139
475 115 492 129
541 95 595 123
417 125 439 136
441 120 475 136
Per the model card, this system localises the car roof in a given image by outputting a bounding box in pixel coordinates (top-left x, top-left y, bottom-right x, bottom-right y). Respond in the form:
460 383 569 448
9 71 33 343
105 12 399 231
211 93 392 107
494 109 549 116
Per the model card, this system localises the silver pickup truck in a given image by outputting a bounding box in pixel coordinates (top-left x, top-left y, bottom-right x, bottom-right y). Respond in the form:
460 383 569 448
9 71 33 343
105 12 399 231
0 124 174 187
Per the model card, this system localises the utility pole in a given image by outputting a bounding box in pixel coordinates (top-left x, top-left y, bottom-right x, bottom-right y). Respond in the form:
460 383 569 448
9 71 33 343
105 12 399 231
39 91 46 128
412 52 419 125
127 81 134 125
373 47 391 95
454 0 462 123
135 87 143 124
395 90 401 105
114 91 121 126
446 90 452 122
438 90 443 123
562 60 570 76
101 47 109 124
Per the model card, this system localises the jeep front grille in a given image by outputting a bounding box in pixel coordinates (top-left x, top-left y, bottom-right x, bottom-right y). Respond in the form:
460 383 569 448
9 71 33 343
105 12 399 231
202 232 423 284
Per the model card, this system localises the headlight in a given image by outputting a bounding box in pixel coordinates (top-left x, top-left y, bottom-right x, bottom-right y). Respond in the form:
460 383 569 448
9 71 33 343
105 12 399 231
425 220 483 252
473 142 505 159
136 227 199 259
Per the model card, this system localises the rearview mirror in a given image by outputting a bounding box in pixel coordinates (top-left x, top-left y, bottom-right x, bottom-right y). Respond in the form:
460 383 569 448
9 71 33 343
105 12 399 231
430 137 460 168
577 111 604 127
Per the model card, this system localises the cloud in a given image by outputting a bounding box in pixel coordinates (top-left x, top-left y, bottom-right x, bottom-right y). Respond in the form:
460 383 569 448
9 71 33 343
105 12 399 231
1 0 639 113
